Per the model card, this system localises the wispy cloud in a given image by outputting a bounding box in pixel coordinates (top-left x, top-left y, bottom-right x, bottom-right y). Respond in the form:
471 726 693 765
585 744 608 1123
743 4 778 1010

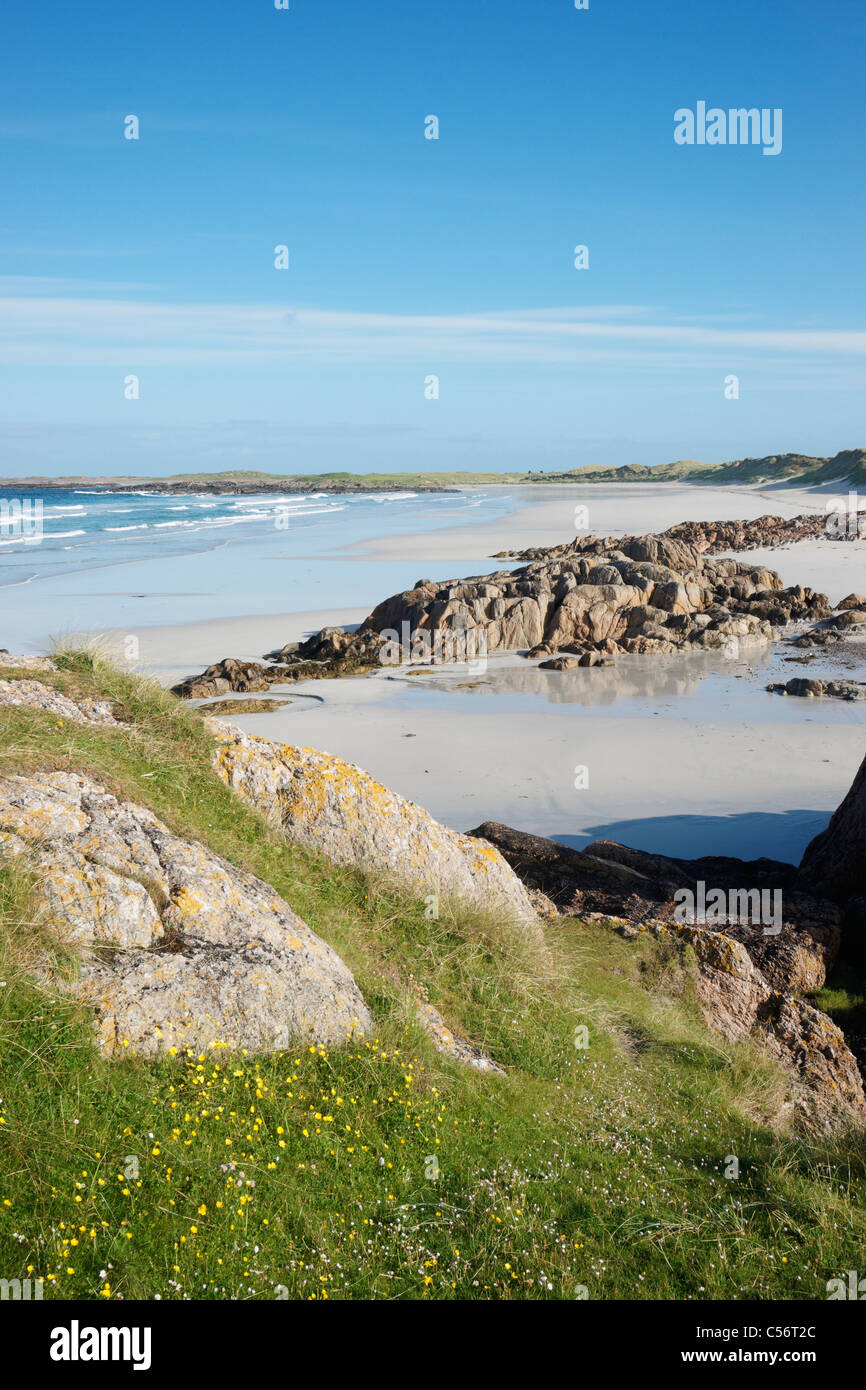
0 294 864 367
0 276 159 295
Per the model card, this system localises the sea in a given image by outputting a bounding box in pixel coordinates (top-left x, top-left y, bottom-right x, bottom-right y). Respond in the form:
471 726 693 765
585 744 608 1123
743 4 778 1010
0 486 518 652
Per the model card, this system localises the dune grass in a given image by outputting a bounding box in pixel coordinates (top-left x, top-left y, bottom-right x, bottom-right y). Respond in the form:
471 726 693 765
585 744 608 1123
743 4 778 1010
0 653 864 1300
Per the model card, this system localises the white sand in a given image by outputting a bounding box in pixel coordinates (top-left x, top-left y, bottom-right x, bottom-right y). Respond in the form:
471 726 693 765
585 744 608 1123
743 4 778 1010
339 481 864 606
343 481 833 565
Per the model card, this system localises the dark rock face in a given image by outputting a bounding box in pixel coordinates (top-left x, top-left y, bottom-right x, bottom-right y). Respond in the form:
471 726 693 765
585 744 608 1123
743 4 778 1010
468 821 835 978
467 821 865 1129
798 751 866 922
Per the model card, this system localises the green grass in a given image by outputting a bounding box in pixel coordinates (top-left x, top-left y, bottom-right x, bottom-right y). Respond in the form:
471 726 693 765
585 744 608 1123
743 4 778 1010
0 654 865 1300
814 963 866 1034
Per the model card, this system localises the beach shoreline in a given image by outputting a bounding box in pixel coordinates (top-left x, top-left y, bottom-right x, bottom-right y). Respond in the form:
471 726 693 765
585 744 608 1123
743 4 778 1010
20 479 863 866
127 480 863 681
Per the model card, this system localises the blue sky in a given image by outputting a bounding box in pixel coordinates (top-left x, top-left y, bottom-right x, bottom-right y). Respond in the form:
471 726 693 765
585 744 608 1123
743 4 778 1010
1 0 864 476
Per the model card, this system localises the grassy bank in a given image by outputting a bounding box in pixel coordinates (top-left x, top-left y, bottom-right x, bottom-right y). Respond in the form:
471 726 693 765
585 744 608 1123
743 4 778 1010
0 654 864 1300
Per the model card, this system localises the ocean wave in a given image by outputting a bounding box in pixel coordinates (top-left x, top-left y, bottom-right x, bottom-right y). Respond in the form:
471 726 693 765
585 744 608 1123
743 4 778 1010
277 505 346 517
155 513 275 531
106 524 149 532
0 571 39 587
227 496 333 509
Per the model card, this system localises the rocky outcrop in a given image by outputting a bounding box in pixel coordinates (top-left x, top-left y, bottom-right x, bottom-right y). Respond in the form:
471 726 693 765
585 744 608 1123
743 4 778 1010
470 822 838 992
173 630 388 699
642 921 865 1129
467 820 864 1128
494 511 865 563
0 771 371 1055
170 520 844 694
790 611 866 650
789 626 843 649
210 724 538 929
264 626 388 672
171 657 295 700
787 597 866 649
0 679 124 727
357 534 829 663
767 677 866 701
539 655 580 671
797 750 866 938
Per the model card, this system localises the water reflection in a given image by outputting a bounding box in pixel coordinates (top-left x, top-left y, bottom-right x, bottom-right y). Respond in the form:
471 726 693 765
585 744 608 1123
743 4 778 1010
386 648 769 708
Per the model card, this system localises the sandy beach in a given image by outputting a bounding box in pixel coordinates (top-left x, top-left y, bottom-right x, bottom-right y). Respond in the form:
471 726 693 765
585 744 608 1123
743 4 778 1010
340 481 865 606
342 480 837 560
109 480 866 868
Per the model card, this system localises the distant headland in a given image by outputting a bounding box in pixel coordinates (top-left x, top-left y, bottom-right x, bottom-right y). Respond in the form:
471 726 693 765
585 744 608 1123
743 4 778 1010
0 448 863 494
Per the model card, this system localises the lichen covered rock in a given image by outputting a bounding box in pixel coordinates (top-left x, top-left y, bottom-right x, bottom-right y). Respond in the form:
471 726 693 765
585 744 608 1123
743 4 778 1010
0 679 123 726
0 771 371 1055
210 724 538 929
0 651 57 672
415 1000 505 1074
